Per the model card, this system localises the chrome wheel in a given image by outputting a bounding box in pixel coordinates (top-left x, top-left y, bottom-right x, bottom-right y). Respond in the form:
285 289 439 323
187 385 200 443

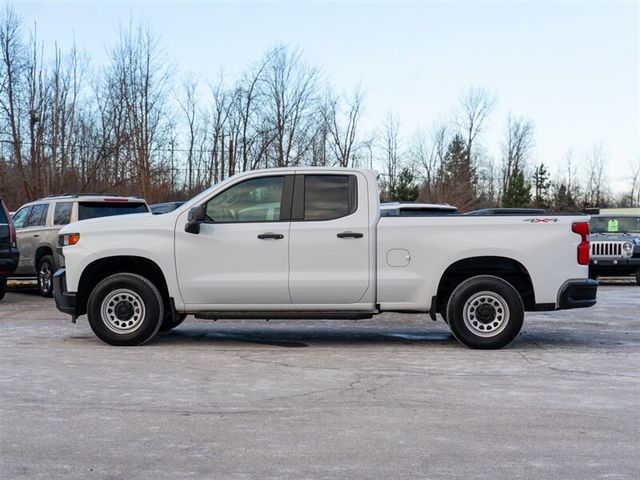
100 288 146 334
462 290 510 337
38 262 52 293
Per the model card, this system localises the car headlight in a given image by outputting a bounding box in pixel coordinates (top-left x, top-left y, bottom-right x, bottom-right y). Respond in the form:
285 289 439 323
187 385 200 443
58 233 81 247
623 242 633 253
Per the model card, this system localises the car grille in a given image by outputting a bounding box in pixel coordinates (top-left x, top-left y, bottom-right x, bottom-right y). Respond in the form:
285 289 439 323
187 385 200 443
591 241 624 258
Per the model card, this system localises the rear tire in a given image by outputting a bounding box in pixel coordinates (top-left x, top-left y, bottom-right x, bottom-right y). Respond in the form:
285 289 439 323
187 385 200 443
37 255 55 297
0 277 6 301
87 273 164 346
446 275 524 349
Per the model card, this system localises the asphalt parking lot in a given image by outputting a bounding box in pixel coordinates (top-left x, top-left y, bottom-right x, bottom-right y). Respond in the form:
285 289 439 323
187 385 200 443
1 282 639 480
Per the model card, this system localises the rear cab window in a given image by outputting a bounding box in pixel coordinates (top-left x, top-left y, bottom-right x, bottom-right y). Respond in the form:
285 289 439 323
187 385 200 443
78 201 148 221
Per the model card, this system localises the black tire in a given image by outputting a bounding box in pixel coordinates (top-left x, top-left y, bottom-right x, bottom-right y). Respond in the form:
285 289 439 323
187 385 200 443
37 255 55 297
446 275 524 349
0 277 6 301
159 312 187 332
636 270 640 286
87 273 164 346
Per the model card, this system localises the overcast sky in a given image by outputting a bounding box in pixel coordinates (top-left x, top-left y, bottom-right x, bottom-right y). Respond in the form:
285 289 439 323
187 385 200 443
12 0 640 191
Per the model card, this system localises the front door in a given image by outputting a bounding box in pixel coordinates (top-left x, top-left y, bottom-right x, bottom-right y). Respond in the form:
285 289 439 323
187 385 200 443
175 174 292 307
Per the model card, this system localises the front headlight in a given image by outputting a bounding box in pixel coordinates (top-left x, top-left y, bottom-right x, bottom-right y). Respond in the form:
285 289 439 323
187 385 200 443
58 233 81 247
623 242 633 254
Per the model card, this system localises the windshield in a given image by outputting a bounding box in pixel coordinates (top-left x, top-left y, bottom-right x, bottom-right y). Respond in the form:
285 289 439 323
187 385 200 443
590 216 640 234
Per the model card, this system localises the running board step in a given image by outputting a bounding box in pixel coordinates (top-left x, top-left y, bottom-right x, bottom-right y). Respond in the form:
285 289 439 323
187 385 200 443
194 311 374 320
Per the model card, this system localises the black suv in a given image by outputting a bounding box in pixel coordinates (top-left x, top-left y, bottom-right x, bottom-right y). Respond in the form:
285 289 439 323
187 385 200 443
0 197 19 300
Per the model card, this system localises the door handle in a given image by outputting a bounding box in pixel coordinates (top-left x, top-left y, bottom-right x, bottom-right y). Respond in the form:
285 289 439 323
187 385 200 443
33 234 40 238
257 233 284 240
337 232 363 239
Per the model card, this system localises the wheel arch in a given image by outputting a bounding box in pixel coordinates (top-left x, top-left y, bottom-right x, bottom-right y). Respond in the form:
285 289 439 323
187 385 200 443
35 246 54 268
76 256 170 317
436 256 535 314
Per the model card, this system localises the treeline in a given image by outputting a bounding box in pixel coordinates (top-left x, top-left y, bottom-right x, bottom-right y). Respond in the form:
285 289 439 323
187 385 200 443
1 6 638 211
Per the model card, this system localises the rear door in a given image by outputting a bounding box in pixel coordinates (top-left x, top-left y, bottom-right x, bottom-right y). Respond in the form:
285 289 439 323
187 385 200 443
288 173 371 304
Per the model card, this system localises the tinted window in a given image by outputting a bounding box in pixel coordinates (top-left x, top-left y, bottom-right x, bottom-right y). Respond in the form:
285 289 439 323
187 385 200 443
78 202 148 221
205 176 284 223
0 202 6 223
26 204 48 227
304 175 355 221
12 207 31 229
53 202 73 225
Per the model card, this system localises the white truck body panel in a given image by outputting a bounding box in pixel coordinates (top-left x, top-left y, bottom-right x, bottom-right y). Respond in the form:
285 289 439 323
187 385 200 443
59 167 590 316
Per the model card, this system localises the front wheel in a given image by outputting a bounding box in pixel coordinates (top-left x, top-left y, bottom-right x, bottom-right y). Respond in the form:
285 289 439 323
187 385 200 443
446 275 524 349
87 273 164 346
636 270 640 286
37 255 55 297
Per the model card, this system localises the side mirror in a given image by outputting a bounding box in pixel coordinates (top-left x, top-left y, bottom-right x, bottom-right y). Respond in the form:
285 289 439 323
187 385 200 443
185 205 206 234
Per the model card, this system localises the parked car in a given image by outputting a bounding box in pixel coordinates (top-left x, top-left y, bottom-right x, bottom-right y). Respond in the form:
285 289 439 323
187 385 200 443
380 202 458 217
0 197 19 301
11 194 149 297
54 168 596 349
588 214 640 285
150 202 185 215
464 208 547 216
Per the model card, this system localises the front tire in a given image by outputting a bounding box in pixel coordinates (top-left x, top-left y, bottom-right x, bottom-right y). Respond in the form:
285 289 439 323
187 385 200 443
87 273 164 346
446 275 524 349
37 255 55 297
0 277 6 301
636 269 640 286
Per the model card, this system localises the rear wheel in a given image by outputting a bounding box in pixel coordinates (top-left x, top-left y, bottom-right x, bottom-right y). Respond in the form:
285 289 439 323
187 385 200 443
446 275 524 349
37 255 55 297
87 273 164 346
0 277 6 301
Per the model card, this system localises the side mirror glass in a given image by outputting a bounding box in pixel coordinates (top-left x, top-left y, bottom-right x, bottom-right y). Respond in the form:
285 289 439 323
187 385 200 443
185 205 206 234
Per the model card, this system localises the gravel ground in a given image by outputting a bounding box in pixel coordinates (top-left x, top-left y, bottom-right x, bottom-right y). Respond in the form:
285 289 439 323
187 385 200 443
1 282 639 480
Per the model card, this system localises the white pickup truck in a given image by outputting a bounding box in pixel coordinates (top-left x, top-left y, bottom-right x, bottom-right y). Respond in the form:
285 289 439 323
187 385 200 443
53 168 597 349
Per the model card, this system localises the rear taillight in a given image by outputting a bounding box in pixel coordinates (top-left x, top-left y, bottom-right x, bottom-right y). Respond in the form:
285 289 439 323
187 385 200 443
572 222 590 265
2 202 16 247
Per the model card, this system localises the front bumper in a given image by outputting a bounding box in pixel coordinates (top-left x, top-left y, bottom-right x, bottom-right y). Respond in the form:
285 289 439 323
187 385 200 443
558 279 598 310
53 268 77 320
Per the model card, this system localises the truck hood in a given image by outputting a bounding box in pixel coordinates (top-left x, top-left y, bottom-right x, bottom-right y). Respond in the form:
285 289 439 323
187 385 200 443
59 212 159 235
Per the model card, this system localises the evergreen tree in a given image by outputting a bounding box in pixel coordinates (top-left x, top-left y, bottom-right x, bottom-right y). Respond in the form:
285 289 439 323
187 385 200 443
393 167 419 201
439 133 477 210
532 163 550 208
502 166 531 207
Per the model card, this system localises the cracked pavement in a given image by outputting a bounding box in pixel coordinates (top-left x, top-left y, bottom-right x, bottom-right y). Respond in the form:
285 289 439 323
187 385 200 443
1 283 639 479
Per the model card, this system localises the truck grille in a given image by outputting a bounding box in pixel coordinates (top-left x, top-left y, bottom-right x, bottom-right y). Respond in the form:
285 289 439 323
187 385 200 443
591 241 623 258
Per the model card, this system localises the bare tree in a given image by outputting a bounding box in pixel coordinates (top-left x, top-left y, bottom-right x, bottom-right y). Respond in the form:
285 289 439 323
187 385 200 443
260 46 320 167
326 85 362 167
584 142 609 207
380 111 401 200
457 86 496 165
501 114 534 196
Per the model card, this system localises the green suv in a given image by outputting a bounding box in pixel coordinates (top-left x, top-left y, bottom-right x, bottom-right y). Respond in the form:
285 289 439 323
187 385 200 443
11 194 149 296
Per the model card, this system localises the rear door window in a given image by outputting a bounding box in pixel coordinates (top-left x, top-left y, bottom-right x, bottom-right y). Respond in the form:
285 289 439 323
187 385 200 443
25 204 49 227
78 202 148 221
0 203 6 223
53 202 73 225
302 175 357 221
